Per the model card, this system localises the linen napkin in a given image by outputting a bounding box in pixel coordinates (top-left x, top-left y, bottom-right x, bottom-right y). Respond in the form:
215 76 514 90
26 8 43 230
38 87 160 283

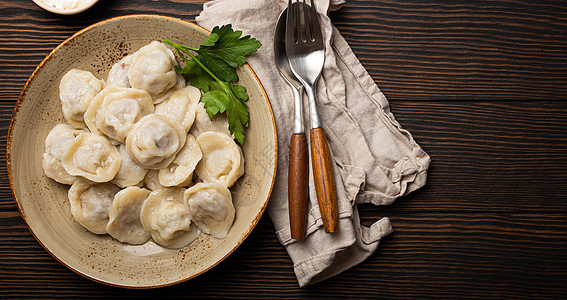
196 0 431 287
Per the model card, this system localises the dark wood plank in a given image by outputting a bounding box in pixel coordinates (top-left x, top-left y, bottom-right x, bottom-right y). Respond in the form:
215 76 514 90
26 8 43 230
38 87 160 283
1 0 567 103
1 0 567 298
2 100 565 212
2 211 566 298
387 100 567 212
331 0 567 101
0 0 205 104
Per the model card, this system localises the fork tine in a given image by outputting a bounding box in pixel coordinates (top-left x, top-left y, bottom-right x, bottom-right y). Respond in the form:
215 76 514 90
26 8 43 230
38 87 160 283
287 0 295 44
294 0 304 43
304 0 314 42
308 0 321 42
298 1 306 43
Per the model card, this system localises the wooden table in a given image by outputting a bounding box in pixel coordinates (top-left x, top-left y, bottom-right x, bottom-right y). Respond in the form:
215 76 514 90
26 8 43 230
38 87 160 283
1 0 566 298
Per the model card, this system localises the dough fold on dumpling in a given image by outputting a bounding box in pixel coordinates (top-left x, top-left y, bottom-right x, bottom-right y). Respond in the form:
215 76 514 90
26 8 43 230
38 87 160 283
59 69 105 129
61 132 121 183
158 134 202 187
84 85 154 144
68 179 120 234
106 55 133 88
189 102 231 138
195 132 244 187
43 124 83 185
143 170 166 191
128 41 182 103
106 187 151 244
140 187 200 248
112 144 148 188
125 114 186 170
184 182 235 239
155 85 200 132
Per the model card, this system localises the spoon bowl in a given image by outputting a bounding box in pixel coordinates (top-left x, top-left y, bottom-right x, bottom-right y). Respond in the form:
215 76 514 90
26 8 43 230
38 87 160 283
274 7 309 239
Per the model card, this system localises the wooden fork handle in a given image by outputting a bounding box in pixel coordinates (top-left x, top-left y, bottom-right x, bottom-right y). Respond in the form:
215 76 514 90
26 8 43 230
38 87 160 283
289 133 309 239
310 127 338 233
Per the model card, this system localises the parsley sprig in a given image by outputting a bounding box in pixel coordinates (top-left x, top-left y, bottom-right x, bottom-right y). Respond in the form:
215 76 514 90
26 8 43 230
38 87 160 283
164 24 261 144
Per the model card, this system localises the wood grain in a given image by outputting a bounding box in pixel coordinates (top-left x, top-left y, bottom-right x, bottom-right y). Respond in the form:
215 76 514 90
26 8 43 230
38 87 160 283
330 0 567 101
288 133 309 239
310 127 338 233
1 0 567 298
1 212 566 298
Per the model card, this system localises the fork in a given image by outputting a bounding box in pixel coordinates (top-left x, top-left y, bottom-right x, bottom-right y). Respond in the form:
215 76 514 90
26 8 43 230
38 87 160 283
286 0 338 233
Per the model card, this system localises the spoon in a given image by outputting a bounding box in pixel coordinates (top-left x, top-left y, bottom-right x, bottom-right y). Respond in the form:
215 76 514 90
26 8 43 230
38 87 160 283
274 7 309 239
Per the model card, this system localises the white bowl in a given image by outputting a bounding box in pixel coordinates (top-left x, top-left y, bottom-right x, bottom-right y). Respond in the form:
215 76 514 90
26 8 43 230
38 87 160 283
7 14 277 288
32 0 99 15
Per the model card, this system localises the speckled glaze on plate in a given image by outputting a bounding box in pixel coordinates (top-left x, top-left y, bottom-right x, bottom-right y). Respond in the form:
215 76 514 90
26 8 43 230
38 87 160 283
7 14 277 288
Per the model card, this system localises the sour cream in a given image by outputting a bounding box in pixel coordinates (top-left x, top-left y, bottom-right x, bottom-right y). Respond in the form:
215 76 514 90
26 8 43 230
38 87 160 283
43 0 89 10
33 0 98 14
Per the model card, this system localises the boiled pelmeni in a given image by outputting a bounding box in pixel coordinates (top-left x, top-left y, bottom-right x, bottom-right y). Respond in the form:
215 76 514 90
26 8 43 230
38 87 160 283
158 134 202 187
125 114 186 170
84 85 153 144
195 132 244 187
127 41 180 103
140 187 200 248
59 69 104 128
61 132 121 183
106 55 133 88
112 144 148 188
155 85 200 132
43 124 82 185
106 187 151 244
189 102 231 138
68 179 120 234
184 182 235 239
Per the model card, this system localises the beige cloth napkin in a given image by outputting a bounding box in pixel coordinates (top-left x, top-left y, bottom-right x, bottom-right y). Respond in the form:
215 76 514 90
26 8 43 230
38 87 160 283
196 0 431 287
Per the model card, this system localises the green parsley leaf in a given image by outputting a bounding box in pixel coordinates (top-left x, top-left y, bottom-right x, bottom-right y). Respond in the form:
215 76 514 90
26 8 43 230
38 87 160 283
231 84 248 101
201 24 263 69
201 33 219 47
198 51 239 82
163 25 261 144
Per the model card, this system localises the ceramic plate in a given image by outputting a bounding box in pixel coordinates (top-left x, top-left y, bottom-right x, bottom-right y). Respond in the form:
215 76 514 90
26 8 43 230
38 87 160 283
7 14 277 288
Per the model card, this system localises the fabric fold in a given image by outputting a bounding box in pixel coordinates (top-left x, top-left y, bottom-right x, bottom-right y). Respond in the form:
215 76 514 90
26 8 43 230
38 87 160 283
196 0 430 286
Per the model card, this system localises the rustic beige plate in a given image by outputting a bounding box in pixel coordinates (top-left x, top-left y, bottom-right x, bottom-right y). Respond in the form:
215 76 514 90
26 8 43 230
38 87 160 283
7 14 277 288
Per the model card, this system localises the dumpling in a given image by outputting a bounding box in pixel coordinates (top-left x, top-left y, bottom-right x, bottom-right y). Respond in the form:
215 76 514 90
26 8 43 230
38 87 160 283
184 182 235 239
61 132 121 183
59 69 105 128
125 114 186 170
96 87 154 143
189 102 231 138
140 187 200 248
106 55 133 88
143 170 166 191
43 124 82 185
112 144 148 188
128 41 182 103
195 132 244 187
158 134 202 187
155 85 200 132
106 187 151 244
68 179 120 234
84 85 154 144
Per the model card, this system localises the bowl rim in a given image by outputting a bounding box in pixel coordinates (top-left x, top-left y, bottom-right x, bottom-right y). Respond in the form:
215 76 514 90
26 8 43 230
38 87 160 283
6 14 278 289
32 0 100 15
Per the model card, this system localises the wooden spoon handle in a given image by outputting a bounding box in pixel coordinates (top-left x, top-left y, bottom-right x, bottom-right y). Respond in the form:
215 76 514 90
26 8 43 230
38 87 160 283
288 133 309 239
310 127 338 233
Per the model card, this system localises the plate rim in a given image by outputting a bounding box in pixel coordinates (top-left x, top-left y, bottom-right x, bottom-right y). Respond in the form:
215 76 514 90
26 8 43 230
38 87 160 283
6 13 278 289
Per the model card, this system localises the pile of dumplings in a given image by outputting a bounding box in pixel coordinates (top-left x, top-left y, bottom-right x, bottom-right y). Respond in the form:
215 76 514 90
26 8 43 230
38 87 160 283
42 41 245 249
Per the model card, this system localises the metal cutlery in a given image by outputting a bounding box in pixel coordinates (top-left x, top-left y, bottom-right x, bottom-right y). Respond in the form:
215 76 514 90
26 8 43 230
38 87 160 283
285 0 338 233
274 7 309 239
